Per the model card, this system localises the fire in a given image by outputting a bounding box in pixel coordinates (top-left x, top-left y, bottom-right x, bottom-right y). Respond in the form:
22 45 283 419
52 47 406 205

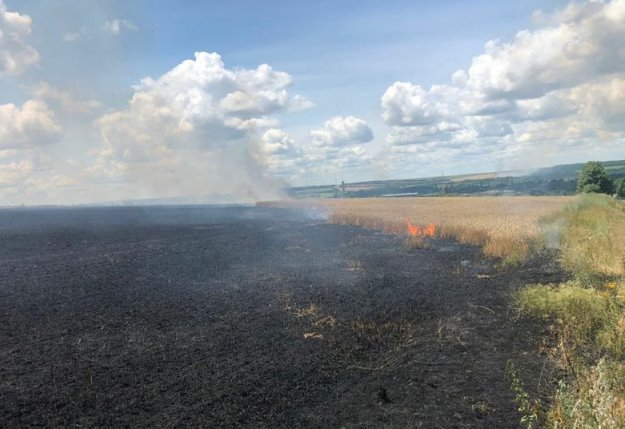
406 222 437 237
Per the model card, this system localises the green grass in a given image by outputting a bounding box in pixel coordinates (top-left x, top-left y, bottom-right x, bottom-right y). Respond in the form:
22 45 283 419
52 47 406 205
515 194 625 428
518 281 625 359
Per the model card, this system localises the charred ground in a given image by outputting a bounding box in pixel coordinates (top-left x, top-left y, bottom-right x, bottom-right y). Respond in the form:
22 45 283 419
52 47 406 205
0 206 564 427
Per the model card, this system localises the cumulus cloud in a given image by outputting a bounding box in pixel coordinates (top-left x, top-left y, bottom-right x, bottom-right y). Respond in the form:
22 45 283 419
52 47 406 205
279 116 376 178
103 19 138 35
0 141 58 204
0 158 33 187
258 128 302 176
261 128 296 155
310 116 373 146
92 52 312 201
465 0 625 99
0 97 61 202
0 0 39 75
30 82 101 114
381 0 625 169
0 100 61 148
0 158 80 204
381 83 459 126
248 117 375 180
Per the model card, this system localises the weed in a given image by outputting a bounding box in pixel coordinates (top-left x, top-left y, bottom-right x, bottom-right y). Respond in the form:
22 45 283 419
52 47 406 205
517 282 613 345
471 401 491 417
505 360 543 429
547 360 625 428
517 195 625 427
559 194 625 279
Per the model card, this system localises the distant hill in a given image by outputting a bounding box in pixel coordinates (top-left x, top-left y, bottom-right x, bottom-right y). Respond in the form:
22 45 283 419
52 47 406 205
530 160 625 180
287 159 625 199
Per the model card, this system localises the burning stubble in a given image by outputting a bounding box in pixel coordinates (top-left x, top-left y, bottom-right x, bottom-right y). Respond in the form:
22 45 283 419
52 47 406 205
406 221 437 249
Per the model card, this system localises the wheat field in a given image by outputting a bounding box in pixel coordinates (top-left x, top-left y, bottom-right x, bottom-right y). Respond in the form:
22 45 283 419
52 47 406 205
321 196 574 261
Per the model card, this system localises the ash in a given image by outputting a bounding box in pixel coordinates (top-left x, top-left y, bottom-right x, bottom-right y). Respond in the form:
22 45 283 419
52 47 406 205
0 206 564 427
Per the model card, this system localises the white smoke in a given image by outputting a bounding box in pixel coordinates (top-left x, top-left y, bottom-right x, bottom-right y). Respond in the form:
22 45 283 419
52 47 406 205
89 52 312 203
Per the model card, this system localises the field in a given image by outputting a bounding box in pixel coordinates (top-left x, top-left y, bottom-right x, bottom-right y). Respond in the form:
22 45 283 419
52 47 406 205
0 205 564 427
320 194 625 426
2 197 622 427
322 196 573 263
286 159 625 199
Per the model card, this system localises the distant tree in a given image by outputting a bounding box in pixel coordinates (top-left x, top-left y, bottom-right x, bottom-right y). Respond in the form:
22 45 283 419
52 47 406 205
616 178 625 198
577 161 614 194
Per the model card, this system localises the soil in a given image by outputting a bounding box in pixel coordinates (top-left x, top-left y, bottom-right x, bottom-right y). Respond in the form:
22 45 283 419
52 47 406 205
0 206 565 428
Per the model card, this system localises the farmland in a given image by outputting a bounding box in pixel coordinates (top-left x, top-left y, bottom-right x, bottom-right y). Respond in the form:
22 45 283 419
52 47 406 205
320 194 625 426
322 196 573 263
2 196 623 427
0 205 564 427
287 159 625 199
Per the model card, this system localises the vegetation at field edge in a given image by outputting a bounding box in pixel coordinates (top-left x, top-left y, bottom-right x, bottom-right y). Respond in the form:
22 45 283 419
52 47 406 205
516 194 625 428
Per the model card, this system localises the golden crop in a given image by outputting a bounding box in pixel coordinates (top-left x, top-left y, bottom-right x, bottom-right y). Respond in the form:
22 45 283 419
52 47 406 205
321 196 573 261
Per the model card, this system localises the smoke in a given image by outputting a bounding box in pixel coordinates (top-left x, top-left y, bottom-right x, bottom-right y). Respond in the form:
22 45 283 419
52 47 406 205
89 52 310 204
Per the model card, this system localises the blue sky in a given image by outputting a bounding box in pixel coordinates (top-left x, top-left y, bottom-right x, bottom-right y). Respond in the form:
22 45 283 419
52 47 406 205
7 1 550 107
0 0 623 204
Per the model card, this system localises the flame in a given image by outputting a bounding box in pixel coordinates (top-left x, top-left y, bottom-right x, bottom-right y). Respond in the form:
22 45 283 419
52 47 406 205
406 222 437 237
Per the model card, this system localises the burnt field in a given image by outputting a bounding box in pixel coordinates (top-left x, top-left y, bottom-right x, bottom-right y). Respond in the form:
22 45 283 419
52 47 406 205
0 206 564 427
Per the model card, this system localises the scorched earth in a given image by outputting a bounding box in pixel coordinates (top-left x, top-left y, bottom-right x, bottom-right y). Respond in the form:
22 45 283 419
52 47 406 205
0 206 563 427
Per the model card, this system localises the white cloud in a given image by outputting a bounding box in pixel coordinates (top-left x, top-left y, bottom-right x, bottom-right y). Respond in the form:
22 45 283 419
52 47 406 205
95 52 309 163
274 116 376 178
103 19 138 35
288 94 315 112
261 128 296 155
247 117 375 180
0 147 55 202
381 0 625 170
0 158 34 187
30 82 101 114
0 0 39 76
310 116 374 146
258 128 302 176
91 52 312 200
381 82 460 126
0 100 61 148
465 0 625 99
569 75 625 131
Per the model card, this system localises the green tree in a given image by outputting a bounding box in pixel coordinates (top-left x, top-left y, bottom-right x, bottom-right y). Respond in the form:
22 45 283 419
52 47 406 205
577 161 614 194
615 177 625 198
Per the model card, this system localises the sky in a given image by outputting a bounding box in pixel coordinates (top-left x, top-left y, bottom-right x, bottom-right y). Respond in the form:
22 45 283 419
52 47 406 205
0 0 624 204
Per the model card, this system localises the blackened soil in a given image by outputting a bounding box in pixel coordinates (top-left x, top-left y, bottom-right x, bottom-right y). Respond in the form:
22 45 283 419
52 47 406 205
0 206 564 428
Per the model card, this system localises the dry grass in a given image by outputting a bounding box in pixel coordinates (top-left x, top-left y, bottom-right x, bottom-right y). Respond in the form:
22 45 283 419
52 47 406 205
321 196 572 262
560 194 625 278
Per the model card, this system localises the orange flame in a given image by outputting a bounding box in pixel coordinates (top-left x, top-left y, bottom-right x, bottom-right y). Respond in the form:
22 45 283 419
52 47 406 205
406 222 437 237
